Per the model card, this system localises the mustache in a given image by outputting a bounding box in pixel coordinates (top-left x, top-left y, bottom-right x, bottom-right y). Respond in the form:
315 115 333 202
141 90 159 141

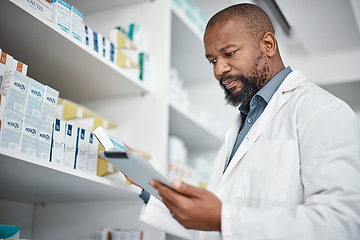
219 74 247 86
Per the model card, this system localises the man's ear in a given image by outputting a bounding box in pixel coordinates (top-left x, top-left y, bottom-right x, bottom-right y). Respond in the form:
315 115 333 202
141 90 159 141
261 32 277 57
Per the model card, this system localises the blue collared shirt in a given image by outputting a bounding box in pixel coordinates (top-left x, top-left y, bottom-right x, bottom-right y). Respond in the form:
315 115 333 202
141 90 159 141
225 66 292 169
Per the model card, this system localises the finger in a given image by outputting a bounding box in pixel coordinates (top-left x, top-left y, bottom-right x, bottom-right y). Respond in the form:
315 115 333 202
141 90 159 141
172 180 203 198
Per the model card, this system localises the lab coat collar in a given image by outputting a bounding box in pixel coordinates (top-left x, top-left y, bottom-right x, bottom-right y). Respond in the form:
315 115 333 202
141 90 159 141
215 70 306 194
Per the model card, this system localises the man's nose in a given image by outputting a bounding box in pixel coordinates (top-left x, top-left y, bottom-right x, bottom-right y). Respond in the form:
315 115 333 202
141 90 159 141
215 59 231 80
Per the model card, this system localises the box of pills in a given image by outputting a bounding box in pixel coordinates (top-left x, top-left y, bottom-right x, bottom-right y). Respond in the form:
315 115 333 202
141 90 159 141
83 25 94 50
37 122 52 161
2 71 29 115
51 0 71 33
0 51 14 89
87 132 99 175
55 98 92 120
13 59 28 76
110 28 137 50
0 109 22 151
74 128 89 172
115 49 139 68
93 30 100 54
50 118 65 164
41 85 59 125
12 0 53 22
70 6 83 42
20 116 39 157
25 78 44 121
64 123 77 168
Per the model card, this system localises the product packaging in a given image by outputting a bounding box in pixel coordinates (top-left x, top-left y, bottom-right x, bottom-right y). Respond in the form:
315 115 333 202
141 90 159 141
70 6 83 41
64 123 77 168
41 85 59 126
51 0 71 33
0 109 22 151
20 116 39 157
50 118 65 164
37 122 52 161
74 128 89 172
86 132 99 175
25 78 44 121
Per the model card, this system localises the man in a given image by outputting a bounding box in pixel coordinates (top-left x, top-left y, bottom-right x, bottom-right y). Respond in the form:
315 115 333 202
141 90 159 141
139 3 360 239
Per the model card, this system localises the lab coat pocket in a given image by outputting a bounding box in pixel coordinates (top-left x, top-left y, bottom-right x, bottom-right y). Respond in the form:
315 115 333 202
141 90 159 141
234 139 297 202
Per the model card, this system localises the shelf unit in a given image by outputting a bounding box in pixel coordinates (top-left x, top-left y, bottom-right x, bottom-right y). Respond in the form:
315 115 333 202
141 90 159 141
0 0 228 239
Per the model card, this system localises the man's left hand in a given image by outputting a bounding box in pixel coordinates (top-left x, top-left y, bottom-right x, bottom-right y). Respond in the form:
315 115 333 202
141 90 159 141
150 180 222 231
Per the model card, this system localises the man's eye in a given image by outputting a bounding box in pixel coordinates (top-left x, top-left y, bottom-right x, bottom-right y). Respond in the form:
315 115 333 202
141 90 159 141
209 59 217 65
225 51 236 56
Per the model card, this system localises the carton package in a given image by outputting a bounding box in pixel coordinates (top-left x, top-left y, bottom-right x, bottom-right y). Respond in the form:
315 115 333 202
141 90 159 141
87 132 99 175
13 59 28 76
25 78 44 121
41 85 59 125
92 30 100 54
20 116 39 157
51 0 71 33
115 49 139 68
110 28 137 50
0 51 14 92
12 0 53 22
97 157 119 177
37 122 52 161
128 23 144 50
83 25 94 50
70 6 83 42
93 126 127 152
74 128 89 172
64 123 77 168
0 109 22 151
1 71 29 115
100 36 115 63
50 118 65 164
55 98 92 120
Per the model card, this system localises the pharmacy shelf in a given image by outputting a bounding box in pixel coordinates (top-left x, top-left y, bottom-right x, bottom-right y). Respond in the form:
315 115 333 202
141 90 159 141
0 148 140 203
0 0 150 103
169 102 223 151
66 0 150 15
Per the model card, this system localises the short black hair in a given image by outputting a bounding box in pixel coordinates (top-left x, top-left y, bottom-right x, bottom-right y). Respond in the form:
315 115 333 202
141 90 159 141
206 3 275 41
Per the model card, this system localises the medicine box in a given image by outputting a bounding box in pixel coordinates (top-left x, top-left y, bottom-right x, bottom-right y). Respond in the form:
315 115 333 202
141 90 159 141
20 116 39 157
93 126 127 152
13 59 28 76
110 28 137 50
115 49 139 68
12 0 53 22
50 118 65 164
51 0 71 33
75 128 89 172
100 36 115 63
70 6 83 42
37 122 52 161
0 51 14 91
2 71 29 115
0 109 22 151
87 132 99 175
41 85 59 125
25 78 44 121
64 123 77 168
83 25 94 50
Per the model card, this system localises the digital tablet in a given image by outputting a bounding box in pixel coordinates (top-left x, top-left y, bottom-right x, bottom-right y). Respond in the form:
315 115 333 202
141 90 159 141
100 150 173 202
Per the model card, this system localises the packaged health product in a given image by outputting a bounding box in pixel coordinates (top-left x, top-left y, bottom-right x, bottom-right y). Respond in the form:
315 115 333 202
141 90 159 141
12 0 53 22
50 118 65 164
0 51 14 90
13 58 28 76
110 28 137 50
86 132 99 175
0 109 22 151
51 0 71 33
83 25 94 50
20 116 39 157
25 78 44 121
74 128 89 172
64 123 77 168
1 71 29 115
37 122 52 161
41 85 59 125
93 126 127 152
115 49 139 68
69 6 83 42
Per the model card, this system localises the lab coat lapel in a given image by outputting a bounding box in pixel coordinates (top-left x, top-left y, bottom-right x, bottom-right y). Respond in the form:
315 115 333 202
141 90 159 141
215 70 306 194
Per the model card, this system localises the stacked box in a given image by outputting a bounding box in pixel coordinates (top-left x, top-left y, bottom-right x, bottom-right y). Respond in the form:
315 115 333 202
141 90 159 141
74 128 89 172
51 0 71 33
37 123 52 161
25 78 44 121
20 116 39 157
50 118 65 164
64 123 77 168
87 132 99 175
41 85 59 126
70 6 83 41
1 109 22 151
1 71 29 115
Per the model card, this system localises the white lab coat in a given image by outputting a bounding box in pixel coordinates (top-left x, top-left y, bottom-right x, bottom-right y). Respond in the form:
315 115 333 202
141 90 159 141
140 70 360 239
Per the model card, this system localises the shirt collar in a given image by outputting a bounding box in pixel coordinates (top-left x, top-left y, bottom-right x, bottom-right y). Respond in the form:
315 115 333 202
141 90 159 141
239 66 292 113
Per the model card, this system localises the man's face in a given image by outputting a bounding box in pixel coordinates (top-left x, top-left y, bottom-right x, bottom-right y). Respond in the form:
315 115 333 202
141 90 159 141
204 19 271 107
